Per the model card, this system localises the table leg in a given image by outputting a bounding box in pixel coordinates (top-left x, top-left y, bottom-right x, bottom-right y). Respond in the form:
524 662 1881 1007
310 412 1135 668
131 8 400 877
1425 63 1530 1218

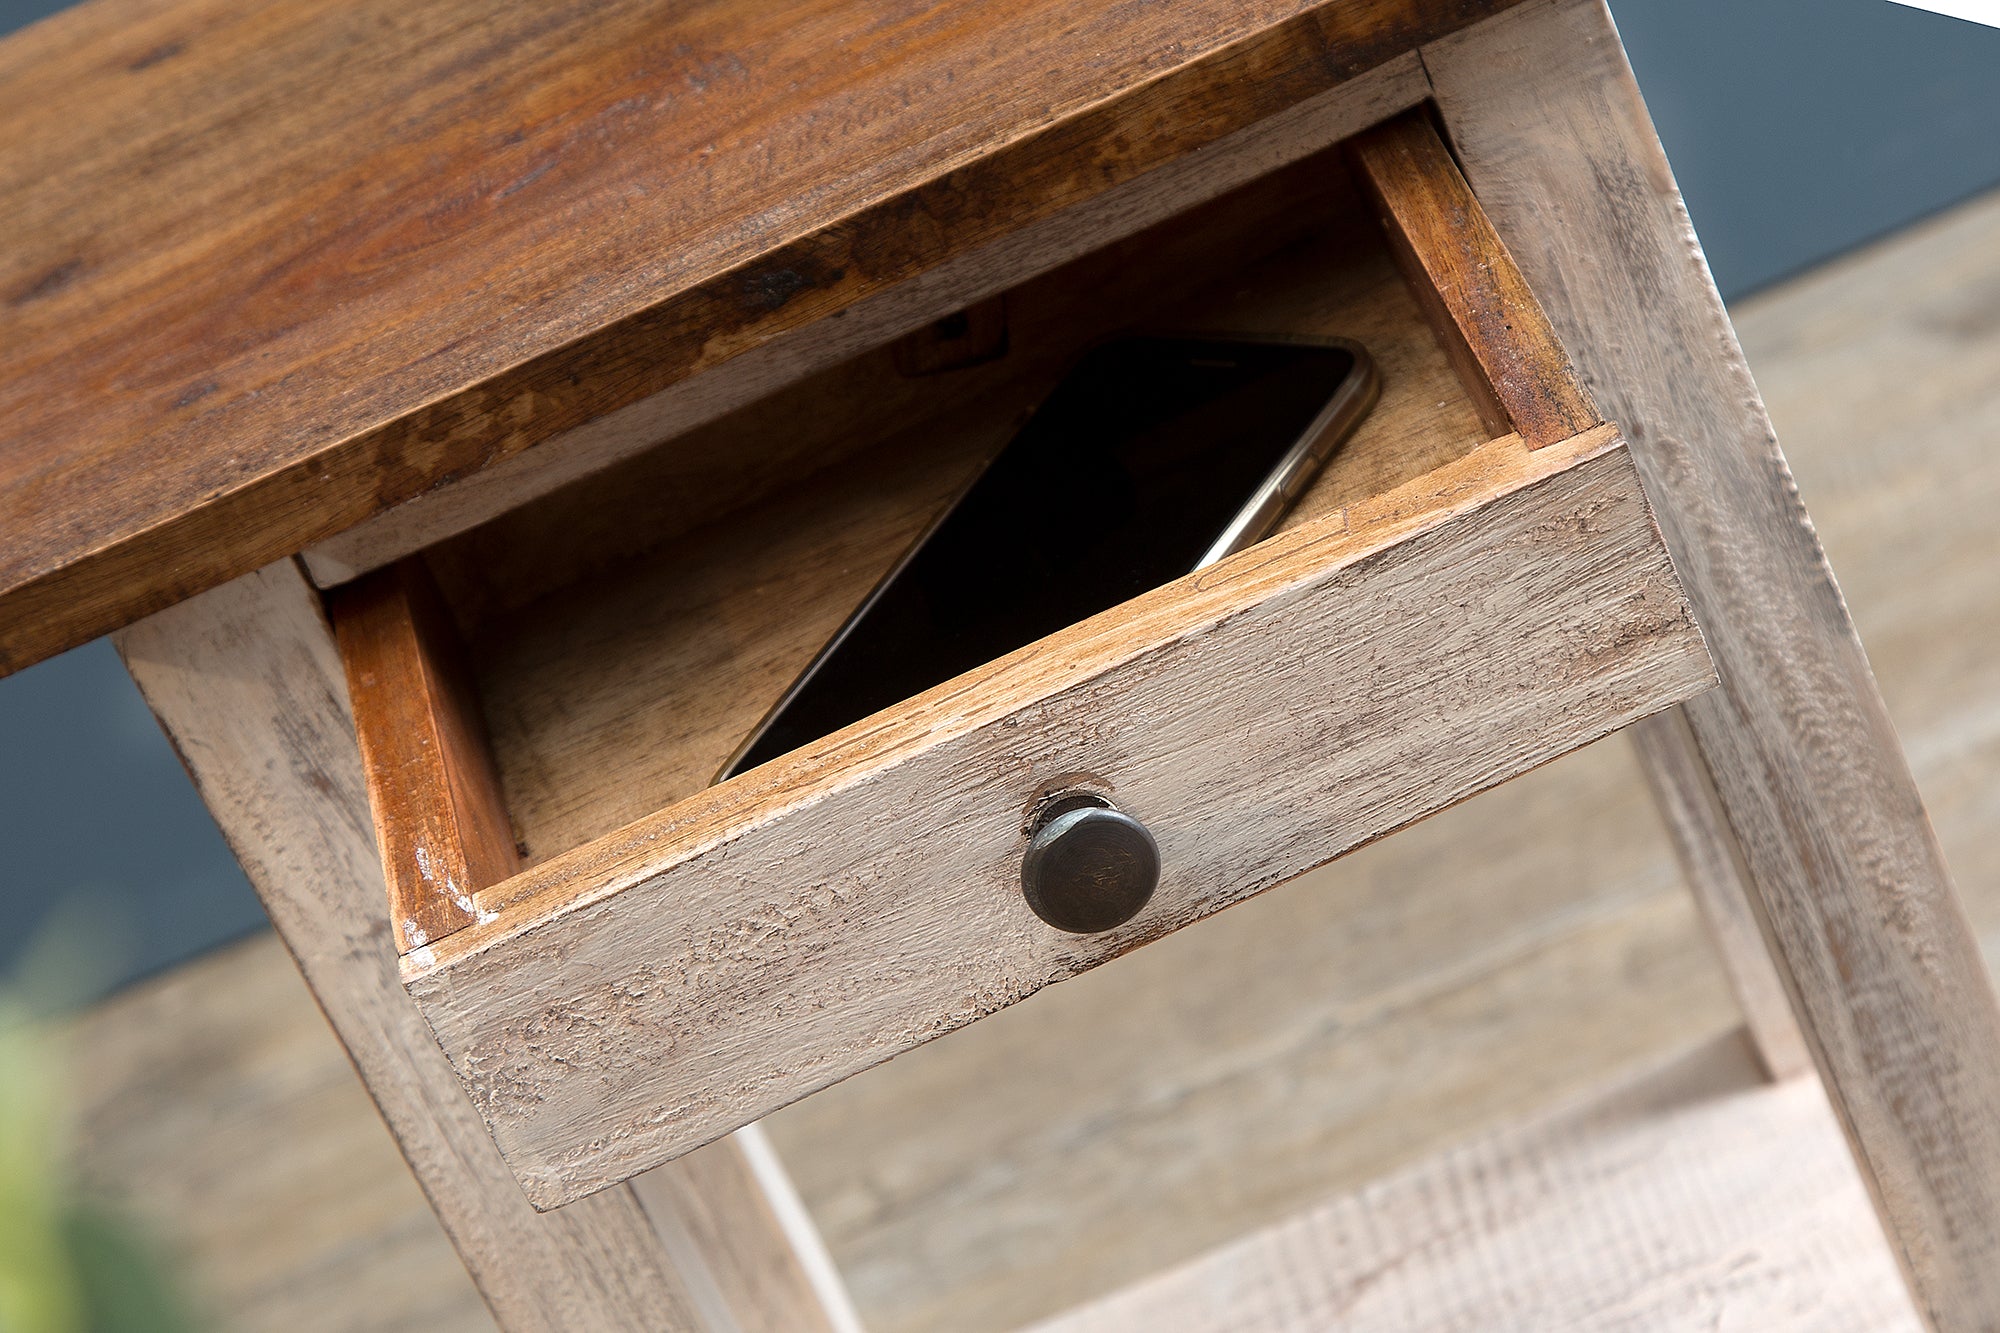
117 560 857 1333
1426 4 2000 1326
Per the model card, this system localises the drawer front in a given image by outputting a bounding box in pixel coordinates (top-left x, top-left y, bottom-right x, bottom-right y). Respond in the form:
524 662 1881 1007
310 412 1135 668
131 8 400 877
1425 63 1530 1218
403 426 1712 1208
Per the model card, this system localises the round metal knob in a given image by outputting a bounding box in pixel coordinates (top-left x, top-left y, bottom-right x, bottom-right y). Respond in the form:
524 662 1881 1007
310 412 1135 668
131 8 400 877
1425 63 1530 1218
1021 794 1159 934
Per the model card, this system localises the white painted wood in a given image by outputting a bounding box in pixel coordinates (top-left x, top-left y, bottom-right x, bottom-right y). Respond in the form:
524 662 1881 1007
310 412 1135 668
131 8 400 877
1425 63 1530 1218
1029 1033 1920 1333
114 561 852 1333
1425 3 2000 1325
297 54 1430 588
405 428 1715 1208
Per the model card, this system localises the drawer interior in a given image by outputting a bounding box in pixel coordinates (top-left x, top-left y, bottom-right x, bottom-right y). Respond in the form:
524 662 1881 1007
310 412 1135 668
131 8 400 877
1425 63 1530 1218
422 142 1495 867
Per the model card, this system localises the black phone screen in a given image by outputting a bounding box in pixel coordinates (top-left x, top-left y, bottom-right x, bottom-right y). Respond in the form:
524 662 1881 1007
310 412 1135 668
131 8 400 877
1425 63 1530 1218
726 336 1360 777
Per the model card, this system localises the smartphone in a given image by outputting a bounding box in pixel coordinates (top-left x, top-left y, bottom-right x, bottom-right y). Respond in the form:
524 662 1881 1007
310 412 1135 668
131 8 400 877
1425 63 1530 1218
720 333 1379 780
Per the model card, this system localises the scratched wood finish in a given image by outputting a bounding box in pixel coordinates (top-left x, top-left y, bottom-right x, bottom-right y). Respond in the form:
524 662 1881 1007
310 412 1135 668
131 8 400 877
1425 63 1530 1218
301 54 1436 590
406 428 1714 1207
417 152 1409 639
1425 2 2000 1326
330 560 515 952
1349 111 1598 448
460 171 1492 862
0 0 1521 675
1032 1035 1918 1333
114 562 850 1333
891 297 1010 378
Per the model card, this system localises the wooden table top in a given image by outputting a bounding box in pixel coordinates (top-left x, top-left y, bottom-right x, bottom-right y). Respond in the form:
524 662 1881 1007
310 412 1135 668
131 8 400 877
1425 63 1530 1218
0 0 1515 674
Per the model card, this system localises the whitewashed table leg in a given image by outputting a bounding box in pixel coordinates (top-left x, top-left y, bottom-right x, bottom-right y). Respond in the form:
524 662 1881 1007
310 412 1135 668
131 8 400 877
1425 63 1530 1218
1426 4 2000 1326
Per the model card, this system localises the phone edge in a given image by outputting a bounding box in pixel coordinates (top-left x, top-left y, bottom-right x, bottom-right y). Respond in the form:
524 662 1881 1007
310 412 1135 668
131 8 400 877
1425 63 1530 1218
715 335 1380 784
1193 337 1380 569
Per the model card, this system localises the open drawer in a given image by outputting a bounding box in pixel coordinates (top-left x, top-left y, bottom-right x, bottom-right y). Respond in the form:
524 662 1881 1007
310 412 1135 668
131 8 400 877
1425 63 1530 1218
325 114 1715 1210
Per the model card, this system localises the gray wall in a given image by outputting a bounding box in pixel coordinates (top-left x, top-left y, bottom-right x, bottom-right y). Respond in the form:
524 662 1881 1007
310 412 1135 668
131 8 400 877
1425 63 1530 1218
1614 0 2000 297
4 0 1998 1001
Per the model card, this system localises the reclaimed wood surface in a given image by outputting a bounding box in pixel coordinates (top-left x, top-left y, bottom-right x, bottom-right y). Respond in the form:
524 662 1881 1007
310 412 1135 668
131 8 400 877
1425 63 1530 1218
0 0 1519 675
1032 1035 1918 1333
330 561 515 952
301 53 1435 590
453 163 1493 863
407 428 1714 1207
1425 2 2000 1325
68 173 2000 1333
1349 111 1598 447
114 561 851 1333
890 297 1011 378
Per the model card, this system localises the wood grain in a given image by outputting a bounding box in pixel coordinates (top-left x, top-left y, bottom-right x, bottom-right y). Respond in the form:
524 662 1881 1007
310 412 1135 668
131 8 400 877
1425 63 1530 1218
301 52 1437 590
418 150 1403 639
1425 2 2000 1325
461 174 1493 861
0 0 1521 675
1349 110 1598 447
891 298 1009 378
330 560 515 952
114 561 850 1333
406 428 1715 1207
1031 1034 1918 1332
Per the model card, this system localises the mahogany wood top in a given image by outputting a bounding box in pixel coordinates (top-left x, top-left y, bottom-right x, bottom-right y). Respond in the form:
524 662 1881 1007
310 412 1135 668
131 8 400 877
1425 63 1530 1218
0 0 1519 674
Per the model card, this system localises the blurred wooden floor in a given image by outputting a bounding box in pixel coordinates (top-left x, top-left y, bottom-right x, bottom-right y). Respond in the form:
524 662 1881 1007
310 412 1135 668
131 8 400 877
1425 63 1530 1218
63 183 2000 1332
